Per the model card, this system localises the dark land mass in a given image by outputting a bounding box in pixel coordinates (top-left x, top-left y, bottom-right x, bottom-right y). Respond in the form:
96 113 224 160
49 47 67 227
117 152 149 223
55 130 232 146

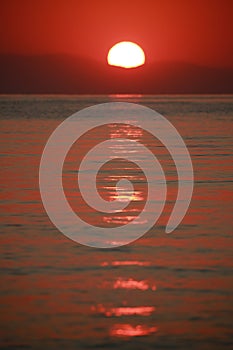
0 54 233 94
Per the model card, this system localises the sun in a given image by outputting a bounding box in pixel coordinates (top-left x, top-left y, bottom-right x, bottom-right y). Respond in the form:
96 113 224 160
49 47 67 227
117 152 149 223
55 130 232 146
107 41 145 69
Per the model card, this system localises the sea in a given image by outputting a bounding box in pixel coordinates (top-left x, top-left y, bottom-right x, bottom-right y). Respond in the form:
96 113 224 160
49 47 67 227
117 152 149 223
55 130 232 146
0 94 232 349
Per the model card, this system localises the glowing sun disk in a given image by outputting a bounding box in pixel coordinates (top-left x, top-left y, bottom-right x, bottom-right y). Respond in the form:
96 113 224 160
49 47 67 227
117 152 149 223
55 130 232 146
107 41 145 69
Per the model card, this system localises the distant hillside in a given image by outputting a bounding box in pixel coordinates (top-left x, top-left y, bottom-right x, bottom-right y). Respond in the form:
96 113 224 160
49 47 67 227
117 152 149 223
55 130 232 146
0 54 233 94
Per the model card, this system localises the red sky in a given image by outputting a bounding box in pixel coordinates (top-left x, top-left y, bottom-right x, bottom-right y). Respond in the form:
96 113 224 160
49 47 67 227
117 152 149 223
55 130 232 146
1 0 233 67
0 0 233 93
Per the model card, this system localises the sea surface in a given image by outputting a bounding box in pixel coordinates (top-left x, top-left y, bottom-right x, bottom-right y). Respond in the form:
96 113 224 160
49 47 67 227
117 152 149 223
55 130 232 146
0 95 232 349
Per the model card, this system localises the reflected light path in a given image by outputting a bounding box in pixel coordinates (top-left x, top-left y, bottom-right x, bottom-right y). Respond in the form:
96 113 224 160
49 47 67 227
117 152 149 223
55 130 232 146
114 278 156 291
109 123 143 140
111 324 158 337
101 261 151 267
93 304 155 317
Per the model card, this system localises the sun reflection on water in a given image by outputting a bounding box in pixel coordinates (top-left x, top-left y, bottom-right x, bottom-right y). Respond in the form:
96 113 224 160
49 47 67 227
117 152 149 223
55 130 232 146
97 257 157 338
110 324 158 337
108 123 144 140
101 260 151 267
114 278 156 291
92 304 155 317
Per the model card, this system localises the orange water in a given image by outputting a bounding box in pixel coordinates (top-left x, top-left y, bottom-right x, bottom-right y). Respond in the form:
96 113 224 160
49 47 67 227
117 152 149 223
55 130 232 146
0 95 232 349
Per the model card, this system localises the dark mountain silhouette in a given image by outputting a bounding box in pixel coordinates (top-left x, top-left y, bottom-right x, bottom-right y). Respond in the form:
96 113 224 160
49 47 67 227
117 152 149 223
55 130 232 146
0 54 232 94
